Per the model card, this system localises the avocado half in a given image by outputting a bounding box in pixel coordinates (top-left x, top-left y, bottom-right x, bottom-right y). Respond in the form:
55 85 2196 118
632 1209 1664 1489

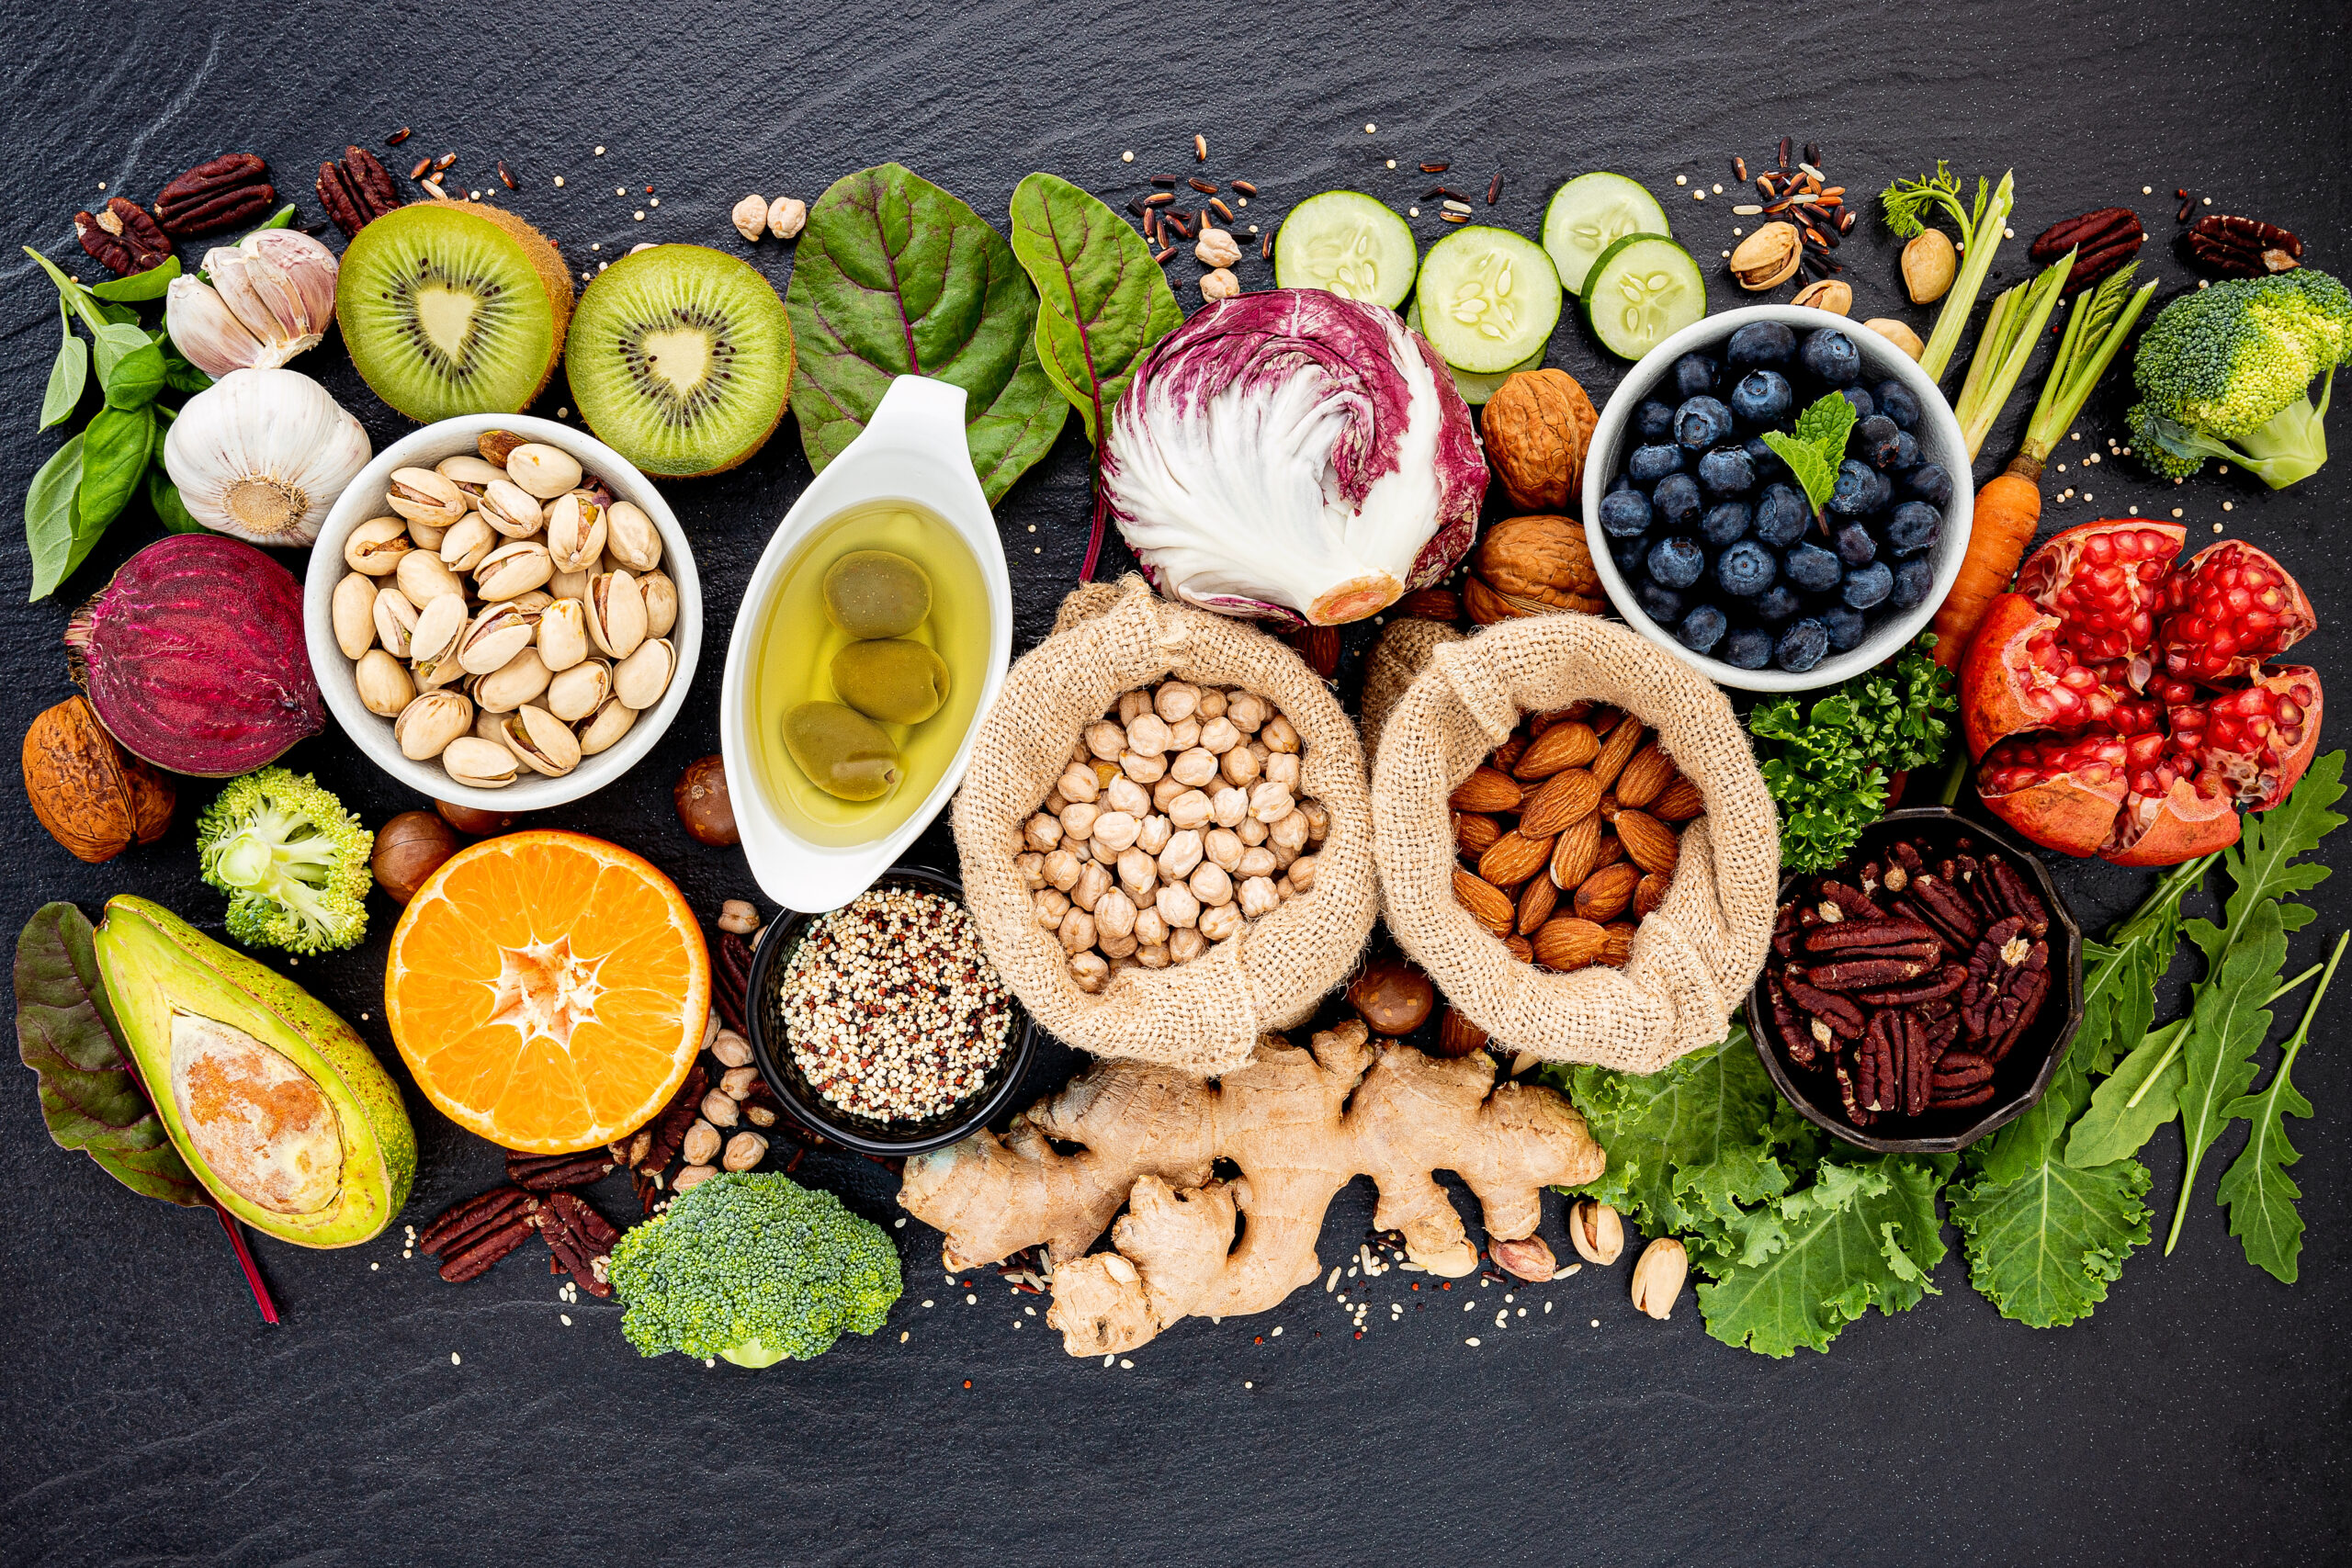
94 896 414 1247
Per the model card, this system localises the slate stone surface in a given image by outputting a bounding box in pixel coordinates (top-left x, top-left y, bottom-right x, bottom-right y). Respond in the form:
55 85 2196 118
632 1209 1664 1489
2 1 2347 1562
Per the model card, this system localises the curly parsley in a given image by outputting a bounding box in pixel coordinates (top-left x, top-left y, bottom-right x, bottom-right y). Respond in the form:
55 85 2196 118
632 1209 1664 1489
1747 636 1954 873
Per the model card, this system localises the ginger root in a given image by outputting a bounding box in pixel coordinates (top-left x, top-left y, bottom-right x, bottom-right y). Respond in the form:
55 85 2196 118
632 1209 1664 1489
897 1019 1606 1356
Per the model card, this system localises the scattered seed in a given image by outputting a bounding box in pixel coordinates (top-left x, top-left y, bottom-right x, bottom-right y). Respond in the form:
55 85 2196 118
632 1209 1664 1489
435 152 458 172
1733 155 1748 182
421 179 447 199
1232 179 1258 197
1154 246 1175 264
1385 159 1396 170
1210 197 1234 221
1420 161 1450 175
1145 191 1174 207
1126 197 1148 217
1363 123 1376 133
497 160 517 191
1778 135 1792 169
410 156 433 180
1149 174 1179 187
1261 232 1272 260
1194 133 1208 161
1787 193 1819 205
386 127 412 146
1838 208 1857 234
1487 172 1503 204
1189 177 1217 194
2178 197 2199 222
1440 211 1468 223
1442 198 1473 214
1733 203 1763 216
553 175 564 187
1675 174 1688 186
1804 141 1821 165
1423 185 1460 201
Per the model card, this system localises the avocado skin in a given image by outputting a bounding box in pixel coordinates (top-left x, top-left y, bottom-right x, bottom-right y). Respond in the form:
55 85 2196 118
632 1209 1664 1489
94 896 415 1247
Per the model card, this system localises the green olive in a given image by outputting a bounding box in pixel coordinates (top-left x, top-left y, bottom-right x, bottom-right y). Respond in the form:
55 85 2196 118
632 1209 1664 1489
831 638 951 726
783 701 903 802
822 549 932 639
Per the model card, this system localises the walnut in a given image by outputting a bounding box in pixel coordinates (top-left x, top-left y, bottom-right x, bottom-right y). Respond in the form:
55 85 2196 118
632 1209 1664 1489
1478 369 1597 512
1471 513 1606 618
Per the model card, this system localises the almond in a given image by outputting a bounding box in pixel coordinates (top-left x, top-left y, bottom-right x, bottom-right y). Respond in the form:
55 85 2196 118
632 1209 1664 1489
1573 861 1641 923
1449 765 1523 814
1594 832 1627 870
1614 809 1679 876
1396 587 1462 621
1532 916 1605 971
1634 869 1672 917
1436 1007 1489 1056
1504 934 1534 964
1453 868 1515 934
1600 921 1637 967
1513 721 1600 779
1651 776 1705 822
1597 791 1621 823
1549 814 1603 890
1613 742 1677 808
1491 733 1528 773
1454 810 1503 857
1528 703 1588 734
1478 829 1554 889
1516 874 1557 934
1517 768 1601 838
1589 717 1645 789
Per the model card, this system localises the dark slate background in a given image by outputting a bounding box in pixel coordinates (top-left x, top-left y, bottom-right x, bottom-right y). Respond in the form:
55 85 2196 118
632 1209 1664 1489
4 2 2347 1562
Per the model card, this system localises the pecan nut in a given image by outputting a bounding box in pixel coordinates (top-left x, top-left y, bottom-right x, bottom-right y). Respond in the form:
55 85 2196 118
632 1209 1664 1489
74 197 173 276
318 145 403 237
417 1186 542 1283
538 1190 621 1297
154 153 275 237
2028 207 2143 295
506 1149 618 1191
2183 214 2302 279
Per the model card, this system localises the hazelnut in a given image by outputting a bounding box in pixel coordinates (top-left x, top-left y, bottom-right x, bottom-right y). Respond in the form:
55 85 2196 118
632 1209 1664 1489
371 810 460 905
435 798 524 837
673 755 740 846
1347 956 1434 1035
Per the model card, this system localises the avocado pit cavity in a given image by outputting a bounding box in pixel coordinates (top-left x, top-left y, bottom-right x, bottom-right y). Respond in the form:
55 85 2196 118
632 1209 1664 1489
169 1010 344 1214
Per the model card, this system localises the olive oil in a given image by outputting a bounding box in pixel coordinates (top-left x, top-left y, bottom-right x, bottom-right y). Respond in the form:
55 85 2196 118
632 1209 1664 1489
746 500 990 846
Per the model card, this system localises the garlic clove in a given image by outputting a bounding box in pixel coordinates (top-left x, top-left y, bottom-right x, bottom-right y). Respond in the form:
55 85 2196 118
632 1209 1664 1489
160 367 370 547
164 276 267 378
172 229 338 377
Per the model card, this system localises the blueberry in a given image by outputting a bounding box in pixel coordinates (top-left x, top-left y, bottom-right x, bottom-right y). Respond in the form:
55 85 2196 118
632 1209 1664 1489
1753 483 1810 547
1634 580 1687 624
1653 472 1702 529
1839 386 1876 421
1826 458 1883 519
1678 603 1728 655
1754 584 1802 625
1611 536 1647 575
1884 501 1942 557
1723 626 1774 670
1832 523 1877 566
1671 352 1719 400
1873 379 1922 431
1646 536 1705 590
1728 369 1793 428
1783 542 1842 592
1726 321 1797 372
1888 429 1923 470
1744 434 1784 479
1889 556 1936 611
1799 328 1862 387
1634 399 1678 442
1905 462 1954 508
1854 413 1903 469
1627 442 1685 484
1820 605 1869 650
1599 489 1653 538
1775 618 1830 673
1674 396 1735 451
1842 561 1894 610
1701 501 1752 547
1698 445 1755 498
1716 539 1776 597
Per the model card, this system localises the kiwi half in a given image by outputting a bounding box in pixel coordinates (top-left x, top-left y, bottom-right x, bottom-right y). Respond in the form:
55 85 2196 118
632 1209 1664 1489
562 244 793 477
337 201 573 423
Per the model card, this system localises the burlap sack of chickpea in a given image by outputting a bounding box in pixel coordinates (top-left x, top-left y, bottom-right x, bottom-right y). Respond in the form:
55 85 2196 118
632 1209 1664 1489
1366 612 1780 1072
954 577 1378 1074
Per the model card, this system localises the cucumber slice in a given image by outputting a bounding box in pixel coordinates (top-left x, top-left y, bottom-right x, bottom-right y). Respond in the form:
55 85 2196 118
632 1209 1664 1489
1578 233 1706 360
1405 300 1541 405
1273 191 1418 309
1412 227 1562 376
1541 173 1671 296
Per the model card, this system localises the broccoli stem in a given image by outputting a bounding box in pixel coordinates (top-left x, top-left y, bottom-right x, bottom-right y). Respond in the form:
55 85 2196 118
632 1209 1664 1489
2230 372 2333 489
1918 170 2016 384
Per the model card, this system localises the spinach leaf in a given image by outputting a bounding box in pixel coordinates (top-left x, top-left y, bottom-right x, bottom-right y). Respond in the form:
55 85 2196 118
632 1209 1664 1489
786 164 1068 504
40 305 87 431
88 254 181 302
13 902 203 1206
25 434 85 601
1009 173 1182 446
75 403 154 550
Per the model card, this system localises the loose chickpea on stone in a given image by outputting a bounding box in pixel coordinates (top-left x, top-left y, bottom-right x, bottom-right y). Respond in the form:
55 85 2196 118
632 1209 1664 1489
718 898 761 934
701 1089 740 1128
1194 227 1243 268
721 1066 759 1100
723 1132 767 1171
682 1120 721 1167
1199 268 1239 301
711 1028 754 1068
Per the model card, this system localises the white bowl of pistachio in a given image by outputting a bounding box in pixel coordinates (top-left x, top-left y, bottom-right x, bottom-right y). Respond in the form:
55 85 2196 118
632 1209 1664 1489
304 413 701 810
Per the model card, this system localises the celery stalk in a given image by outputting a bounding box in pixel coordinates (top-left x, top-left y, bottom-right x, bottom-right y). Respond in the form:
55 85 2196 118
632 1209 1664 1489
1951 252 2074 460
2012 264 2161 474
1917 169 2016 383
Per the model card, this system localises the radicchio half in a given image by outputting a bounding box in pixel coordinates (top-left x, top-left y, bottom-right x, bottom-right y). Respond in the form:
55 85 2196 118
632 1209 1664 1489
1099 288 1487 626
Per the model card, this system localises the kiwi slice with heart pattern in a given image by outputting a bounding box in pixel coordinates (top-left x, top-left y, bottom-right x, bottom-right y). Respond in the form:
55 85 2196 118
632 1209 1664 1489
562 244 793 478
335 201 574 423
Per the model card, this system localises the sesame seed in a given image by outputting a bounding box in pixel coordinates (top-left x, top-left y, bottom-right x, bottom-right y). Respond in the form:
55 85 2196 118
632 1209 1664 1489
560 1314 571 1325
1119 1358 1135 1368
450 1352 461 1365
1122 151 1135 163
1464 1337 1481 1347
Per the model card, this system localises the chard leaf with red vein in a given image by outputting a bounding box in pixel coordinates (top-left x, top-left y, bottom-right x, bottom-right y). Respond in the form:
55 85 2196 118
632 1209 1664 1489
1009 173 1182 447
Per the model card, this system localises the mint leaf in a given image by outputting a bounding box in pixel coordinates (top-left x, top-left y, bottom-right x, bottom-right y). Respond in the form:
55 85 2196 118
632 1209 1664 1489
1792 390 1859 452
1759 430 1838 513
2165 897 2288 1253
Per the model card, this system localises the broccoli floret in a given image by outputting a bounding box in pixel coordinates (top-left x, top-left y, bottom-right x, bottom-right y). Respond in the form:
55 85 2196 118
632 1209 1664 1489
2128 268 2352 489
196 768 373 954
607 1171 902 1367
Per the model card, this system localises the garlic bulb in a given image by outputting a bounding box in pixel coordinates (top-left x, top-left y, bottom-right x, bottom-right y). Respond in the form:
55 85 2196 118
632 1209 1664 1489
163 368 370 547
165 229 339 377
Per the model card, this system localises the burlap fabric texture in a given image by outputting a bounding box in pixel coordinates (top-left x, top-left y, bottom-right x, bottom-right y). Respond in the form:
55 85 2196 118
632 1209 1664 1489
1368 613 1779 1072
954 577 1378 1075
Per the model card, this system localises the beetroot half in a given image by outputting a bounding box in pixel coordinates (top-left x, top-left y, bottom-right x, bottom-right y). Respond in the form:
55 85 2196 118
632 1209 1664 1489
64 534 322 777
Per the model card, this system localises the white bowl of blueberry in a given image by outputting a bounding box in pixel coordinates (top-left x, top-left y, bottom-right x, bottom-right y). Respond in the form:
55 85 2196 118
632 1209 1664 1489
1580 305 1971 692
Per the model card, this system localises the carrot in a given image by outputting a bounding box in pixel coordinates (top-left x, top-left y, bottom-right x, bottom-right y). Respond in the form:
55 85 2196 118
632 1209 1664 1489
1931 459 2041 670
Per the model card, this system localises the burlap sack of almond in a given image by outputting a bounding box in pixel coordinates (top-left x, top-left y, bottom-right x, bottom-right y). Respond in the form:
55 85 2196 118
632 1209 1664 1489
954 576 1378 1074
1368 612 1779 1072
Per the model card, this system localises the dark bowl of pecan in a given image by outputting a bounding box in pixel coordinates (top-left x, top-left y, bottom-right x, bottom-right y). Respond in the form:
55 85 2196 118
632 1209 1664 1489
744 864 1039 1156
1746 807 2083 1154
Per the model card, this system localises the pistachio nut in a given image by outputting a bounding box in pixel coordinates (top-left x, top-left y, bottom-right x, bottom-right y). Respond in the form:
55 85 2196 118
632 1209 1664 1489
438 513 496 572
435 453 506 496
477 429 526 467
393 689 474 761
458 602 539 676
472 704 508 743
1630 1236 1688 1320
503 442 583 500
1729 221 1802 290
355 648 416 716
638 569 679 639
407 517 447 552
371 585 420 660
474 540 554 602
545 491 607 573
394 547 468 607
474 648 553 713
585 569 647 660
509 590 553 616
442 735 520 789
387 467 468 528
478 479 545 540
611 636 675 710
343 516 414 576
1861 317 1927 361
546 657 612 721
412 651 467 692
499 704 582 777
331 570 378 660
549 561 593 602
1790 277 1853 315
603 501 662 572
574 473 615 511
576 694 639 756
537 597 590 672
1566 1199 1625 1266
1901 229 1958 304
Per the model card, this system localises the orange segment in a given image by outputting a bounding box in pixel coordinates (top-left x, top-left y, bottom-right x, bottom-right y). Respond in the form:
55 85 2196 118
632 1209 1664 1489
384 830 710 1154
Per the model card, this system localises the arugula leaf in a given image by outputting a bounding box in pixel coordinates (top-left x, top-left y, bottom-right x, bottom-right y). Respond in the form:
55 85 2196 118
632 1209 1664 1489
2075 853 2211 1075
2065 1021 2188 1168
1758 392 1857 514
40 303 87 431
2216 932 2343 1283
25 434 85 602
2212 751 2345 942
1009 173 1183 446
87 254 180 302
1749 635 1954 872
2165 897 2288 1254
1949 1145 2150 1328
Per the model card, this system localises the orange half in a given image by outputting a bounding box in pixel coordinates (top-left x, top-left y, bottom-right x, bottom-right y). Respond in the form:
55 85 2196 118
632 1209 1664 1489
384 830 710 1154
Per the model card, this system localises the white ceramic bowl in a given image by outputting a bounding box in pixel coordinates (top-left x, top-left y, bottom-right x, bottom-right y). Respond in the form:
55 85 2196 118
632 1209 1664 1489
1579 304 1972 693
304 413 700 810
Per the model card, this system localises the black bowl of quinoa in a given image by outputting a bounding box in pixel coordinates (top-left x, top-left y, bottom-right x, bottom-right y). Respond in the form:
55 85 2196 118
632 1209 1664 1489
744 864 1039 1156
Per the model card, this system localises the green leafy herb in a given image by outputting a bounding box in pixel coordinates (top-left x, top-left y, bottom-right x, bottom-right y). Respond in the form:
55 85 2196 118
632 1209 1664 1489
76 403 154 543
2165 897 2289 1254
40 302 87 430
1758 391 1857 514
1876 160 1977 241
1747 635 1954 872
87 254 180 302
2215 931 2343 1283
784 163 1069 504
147 467 203 534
